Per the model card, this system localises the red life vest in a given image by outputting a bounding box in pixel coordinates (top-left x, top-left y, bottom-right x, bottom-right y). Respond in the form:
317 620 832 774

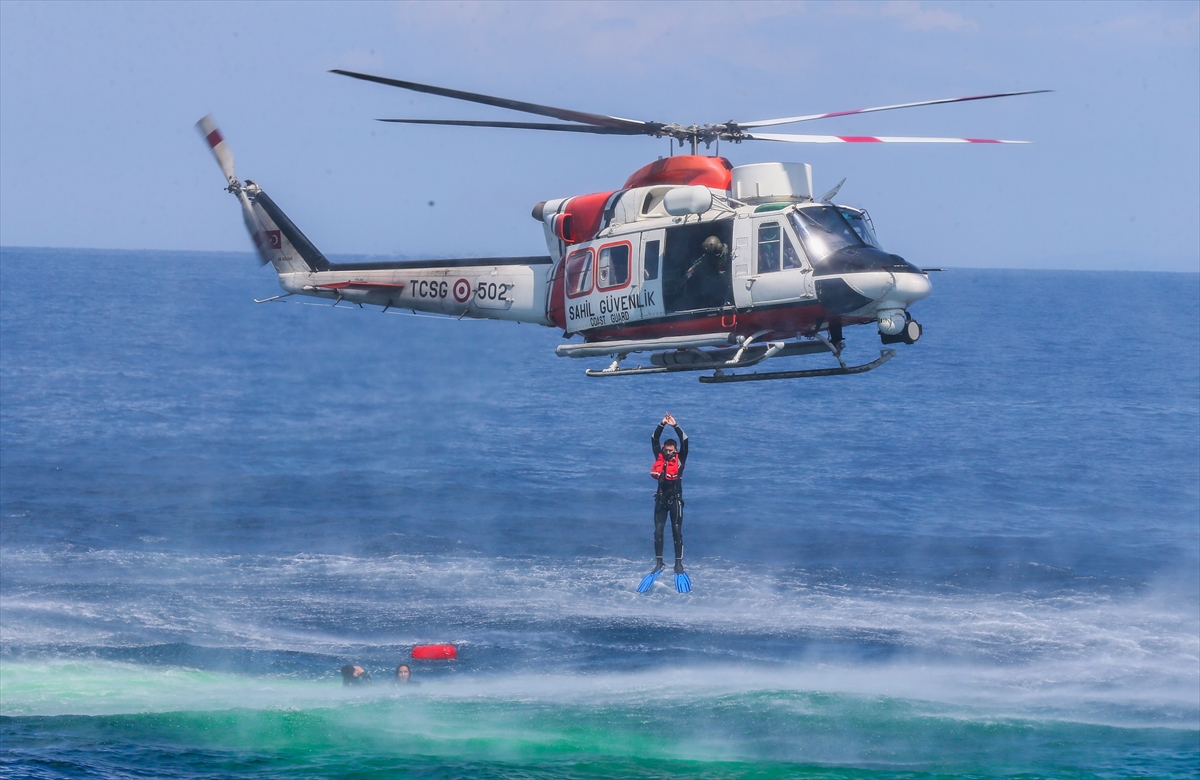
651 453 681 481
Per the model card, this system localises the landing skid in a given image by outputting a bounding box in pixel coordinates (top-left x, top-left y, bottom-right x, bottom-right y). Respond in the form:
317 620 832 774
581 332 895 382
699 349 895 383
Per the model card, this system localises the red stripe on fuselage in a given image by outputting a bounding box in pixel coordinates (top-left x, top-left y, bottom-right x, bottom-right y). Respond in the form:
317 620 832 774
315 281 406 290
206 129 223 149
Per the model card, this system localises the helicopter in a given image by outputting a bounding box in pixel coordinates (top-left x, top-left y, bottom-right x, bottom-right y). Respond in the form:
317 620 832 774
198 73 1045 382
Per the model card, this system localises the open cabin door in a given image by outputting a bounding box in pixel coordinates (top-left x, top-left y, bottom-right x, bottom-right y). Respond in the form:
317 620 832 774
661 219 735 314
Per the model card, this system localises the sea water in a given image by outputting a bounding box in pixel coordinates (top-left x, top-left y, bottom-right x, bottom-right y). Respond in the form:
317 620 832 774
1 246 1197 778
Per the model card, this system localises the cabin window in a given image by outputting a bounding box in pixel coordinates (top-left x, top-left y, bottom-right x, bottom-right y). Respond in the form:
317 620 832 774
565 248 593 298
597 243 631 290
757 222 781 274
643 240 660 281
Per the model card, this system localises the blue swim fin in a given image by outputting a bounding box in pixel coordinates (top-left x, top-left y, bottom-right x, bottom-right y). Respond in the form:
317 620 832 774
637 567 663 593
674 571 692 593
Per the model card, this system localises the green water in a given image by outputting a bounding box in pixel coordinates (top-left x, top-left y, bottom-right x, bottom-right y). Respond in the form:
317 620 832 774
2 661 1196 778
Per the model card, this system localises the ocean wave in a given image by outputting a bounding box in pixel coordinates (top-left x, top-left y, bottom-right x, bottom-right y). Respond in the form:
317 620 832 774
2 549 1195 727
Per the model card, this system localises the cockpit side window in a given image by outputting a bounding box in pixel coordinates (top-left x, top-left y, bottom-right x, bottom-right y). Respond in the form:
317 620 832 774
757 222 804 273
782 226 805 270
757 222 782 274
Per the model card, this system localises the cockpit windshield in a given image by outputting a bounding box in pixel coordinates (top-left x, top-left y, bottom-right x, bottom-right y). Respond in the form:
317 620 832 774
788 206 866 264
839 208 881 249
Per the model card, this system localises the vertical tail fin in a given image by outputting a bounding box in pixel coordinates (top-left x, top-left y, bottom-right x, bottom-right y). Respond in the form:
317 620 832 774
243 187 330 273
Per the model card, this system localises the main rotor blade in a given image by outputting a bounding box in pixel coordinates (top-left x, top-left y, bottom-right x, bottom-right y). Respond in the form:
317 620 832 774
737 90 1051 129
332 69 656 132
377 119 650 135
743 132 1032 144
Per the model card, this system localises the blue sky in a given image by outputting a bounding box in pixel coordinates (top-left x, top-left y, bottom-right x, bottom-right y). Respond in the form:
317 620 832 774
1 1 1196 271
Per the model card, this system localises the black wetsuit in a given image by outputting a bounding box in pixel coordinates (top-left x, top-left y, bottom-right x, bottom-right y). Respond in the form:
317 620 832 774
652 422 689 568
682 250 732 309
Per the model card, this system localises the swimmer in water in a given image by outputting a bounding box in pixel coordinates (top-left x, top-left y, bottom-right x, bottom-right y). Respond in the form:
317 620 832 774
340 664 372 685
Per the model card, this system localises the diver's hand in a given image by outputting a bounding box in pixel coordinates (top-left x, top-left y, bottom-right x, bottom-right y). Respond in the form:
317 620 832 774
663 413 676 426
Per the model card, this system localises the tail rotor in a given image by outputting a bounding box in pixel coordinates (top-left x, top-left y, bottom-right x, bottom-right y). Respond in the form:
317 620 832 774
196 114 270 265
197 114 238 189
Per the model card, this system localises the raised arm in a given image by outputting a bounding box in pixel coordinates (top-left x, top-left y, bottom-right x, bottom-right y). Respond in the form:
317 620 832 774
674 424 688 465
651 422 665 456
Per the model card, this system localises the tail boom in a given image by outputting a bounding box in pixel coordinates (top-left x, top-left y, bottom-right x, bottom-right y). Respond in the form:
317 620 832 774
198 115 555 324
277 248 555 324
252 182 554 322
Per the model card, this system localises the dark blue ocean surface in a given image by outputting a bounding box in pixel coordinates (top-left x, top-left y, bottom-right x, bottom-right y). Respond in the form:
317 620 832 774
1 247 1197 778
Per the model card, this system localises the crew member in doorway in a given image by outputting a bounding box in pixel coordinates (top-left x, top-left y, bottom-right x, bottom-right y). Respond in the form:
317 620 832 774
681 236 731 309
650 413 689 575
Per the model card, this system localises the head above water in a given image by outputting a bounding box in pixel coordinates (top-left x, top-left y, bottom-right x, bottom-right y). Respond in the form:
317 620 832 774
663 439 678 457
395 664 411 680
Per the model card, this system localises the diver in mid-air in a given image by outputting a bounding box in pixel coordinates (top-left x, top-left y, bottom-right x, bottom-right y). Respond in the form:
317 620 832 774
638 413 693 593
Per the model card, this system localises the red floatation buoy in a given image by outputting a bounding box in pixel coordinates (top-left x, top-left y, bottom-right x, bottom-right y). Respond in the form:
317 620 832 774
411 644 456 660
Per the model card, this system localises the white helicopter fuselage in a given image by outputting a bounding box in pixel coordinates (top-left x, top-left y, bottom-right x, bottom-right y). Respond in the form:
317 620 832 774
256 160 929 346
215 145 927 380
199 75 1043 380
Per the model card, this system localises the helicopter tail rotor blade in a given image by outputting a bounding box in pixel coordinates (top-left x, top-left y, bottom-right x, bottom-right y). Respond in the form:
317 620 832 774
377 118 649 135
332 69 659 133
742 132 1032 144
195 115 275 266
196 114 239 188
736 90 1051 130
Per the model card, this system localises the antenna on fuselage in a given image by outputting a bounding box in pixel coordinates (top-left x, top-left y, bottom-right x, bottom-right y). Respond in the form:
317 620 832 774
820 178 847 203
